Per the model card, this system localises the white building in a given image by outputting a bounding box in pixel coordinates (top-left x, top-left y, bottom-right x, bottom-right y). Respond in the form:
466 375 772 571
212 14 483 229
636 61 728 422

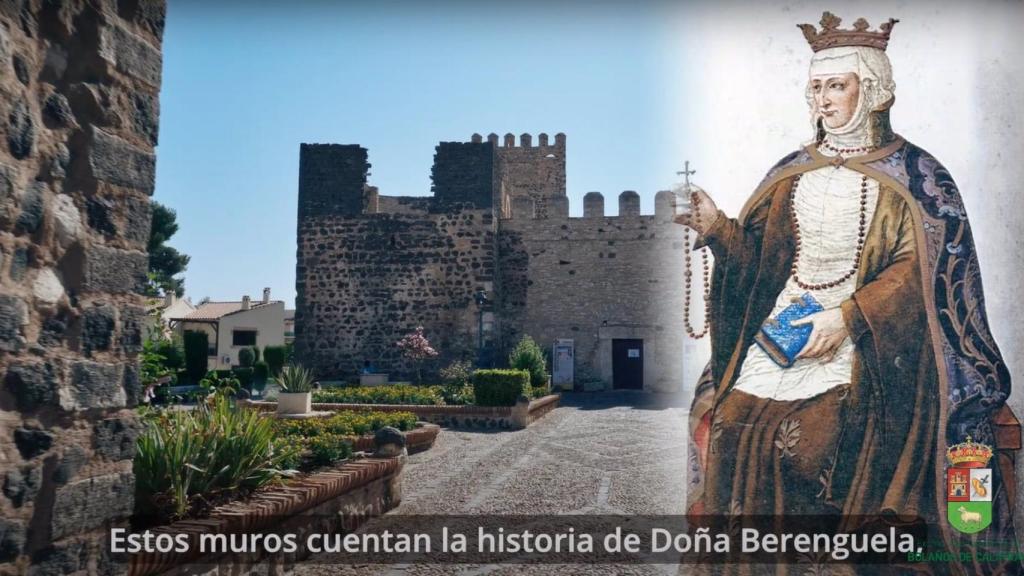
169 288 286 370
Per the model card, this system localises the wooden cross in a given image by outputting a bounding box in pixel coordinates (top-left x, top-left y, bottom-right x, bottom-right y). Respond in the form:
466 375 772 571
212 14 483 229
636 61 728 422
676 161 696 188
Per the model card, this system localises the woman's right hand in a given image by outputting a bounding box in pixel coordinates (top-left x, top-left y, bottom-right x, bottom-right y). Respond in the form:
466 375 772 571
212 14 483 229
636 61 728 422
672 185 721 236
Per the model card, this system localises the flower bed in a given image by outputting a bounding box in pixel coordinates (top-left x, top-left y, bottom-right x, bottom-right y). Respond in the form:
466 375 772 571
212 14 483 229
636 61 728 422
272 410 418 469
314 384 444 405
242 393 561 430
134 395 424 524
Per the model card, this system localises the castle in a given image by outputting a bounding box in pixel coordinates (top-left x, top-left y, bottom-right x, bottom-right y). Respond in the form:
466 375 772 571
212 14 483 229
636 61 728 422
294 133 703 393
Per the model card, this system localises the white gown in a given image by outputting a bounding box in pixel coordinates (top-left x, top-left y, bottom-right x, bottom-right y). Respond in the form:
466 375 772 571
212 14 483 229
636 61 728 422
731 160 879 401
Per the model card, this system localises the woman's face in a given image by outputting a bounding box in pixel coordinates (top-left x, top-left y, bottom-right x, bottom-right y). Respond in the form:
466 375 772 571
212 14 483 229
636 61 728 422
810 72 860 129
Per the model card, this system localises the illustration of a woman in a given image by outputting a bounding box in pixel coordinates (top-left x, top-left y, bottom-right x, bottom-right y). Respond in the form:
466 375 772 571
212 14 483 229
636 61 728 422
678 12 1019 573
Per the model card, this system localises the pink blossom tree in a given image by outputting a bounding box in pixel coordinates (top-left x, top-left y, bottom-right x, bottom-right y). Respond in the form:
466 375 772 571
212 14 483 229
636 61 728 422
396 326 438 384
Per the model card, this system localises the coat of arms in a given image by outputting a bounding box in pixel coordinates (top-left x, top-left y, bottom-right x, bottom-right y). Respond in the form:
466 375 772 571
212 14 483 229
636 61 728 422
946 436 994 534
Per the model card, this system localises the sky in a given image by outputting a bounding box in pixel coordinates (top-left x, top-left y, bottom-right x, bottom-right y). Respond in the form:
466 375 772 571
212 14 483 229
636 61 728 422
155 0 691 308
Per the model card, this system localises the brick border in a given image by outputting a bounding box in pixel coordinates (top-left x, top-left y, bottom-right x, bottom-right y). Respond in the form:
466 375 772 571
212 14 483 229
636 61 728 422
128 456 403 575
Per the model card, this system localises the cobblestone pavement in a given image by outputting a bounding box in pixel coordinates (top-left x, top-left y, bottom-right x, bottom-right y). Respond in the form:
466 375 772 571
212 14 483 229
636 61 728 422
292 391 692 576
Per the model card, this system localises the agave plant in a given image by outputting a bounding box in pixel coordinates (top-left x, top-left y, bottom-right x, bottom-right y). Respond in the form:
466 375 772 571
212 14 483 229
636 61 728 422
276 364 315 393
134 394 298 519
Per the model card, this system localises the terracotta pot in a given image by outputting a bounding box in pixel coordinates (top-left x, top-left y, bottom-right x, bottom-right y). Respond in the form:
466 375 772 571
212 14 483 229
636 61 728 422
277 391 312 415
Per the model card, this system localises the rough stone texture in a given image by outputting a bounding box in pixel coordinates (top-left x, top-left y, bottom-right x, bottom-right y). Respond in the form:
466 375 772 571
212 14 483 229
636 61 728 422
15 181 45 234
0 294 27 352
6 97 34 159
97 21 162 87
81 303 115 354
51 193 81 247
13 428 54 460
61 242 148 294
8 247 27 281
118 304 146 353
42 91 74 128
0 518 25 563
32 268 64 306
12 54 29 85
50 472 134 541
297 143 368 219
92 416 140 461
3 465 41 507
63 361 126 410
53 445 88 485
430 141 494 211
4 360 59 410
26 537 90 576
79 126 156 194
295 133 687 392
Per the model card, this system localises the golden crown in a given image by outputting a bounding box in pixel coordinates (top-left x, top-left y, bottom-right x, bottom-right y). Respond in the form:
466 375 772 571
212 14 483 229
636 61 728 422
798 12 898 52
947 436 994 468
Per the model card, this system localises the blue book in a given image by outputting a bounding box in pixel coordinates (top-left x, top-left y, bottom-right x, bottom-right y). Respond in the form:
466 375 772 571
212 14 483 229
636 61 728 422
754 293 824 367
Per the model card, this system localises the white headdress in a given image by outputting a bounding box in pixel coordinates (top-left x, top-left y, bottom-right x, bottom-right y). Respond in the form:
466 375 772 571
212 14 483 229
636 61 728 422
805 46 896 147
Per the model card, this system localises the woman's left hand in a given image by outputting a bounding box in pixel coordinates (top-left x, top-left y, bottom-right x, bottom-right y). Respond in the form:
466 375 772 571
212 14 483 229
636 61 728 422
792 308 849 362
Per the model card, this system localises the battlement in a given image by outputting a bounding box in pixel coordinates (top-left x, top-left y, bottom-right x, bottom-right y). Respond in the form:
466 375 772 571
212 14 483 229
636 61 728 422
470 132 566 150
503 189 677 220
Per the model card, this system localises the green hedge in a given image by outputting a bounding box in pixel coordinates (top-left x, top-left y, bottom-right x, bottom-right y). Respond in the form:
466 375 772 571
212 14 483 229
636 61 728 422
472 369 529 407
313 385 443 406
183 331 209 384
264 345 286 376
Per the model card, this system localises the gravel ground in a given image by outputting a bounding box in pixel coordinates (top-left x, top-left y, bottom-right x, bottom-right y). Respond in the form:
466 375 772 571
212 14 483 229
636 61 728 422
290 391 692 576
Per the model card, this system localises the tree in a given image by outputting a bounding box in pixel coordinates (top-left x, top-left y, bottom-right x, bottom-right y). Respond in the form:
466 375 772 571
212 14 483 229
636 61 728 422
147 201 190 297
396 326 438 385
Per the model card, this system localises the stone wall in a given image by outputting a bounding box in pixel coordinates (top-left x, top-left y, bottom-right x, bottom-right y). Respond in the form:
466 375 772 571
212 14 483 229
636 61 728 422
473 132 566 219
295 207 497 379
0 1 164 573
294 134 704 391
430 141 494 212
499 194 689 392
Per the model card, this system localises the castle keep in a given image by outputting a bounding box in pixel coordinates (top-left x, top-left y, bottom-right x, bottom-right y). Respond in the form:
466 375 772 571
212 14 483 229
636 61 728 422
295 133 701 393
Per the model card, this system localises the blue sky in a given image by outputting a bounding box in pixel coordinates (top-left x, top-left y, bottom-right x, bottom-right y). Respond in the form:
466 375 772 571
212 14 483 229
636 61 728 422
155 0 691 307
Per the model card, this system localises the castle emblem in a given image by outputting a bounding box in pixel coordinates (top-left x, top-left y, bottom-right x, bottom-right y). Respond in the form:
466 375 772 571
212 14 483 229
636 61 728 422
946 436 994 534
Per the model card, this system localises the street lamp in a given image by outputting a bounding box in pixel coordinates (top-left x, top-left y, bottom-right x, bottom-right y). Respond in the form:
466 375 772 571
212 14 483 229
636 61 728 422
473 290 489 366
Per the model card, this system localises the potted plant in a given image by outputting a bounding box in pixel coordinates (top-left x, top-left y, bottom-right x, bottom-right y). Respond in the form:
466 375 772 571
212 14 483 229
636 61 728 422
276 365 315 415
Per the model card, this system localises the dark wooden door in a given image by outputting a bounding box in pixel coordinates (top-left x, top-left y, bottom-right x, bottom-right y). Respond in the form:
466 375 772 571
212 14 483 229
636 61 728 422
612 339 644 390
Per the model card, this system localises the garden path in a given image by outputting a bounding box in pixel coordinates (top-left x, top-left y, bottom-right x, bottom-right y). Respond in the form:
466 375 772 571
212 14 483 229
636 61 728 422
292 390 692 576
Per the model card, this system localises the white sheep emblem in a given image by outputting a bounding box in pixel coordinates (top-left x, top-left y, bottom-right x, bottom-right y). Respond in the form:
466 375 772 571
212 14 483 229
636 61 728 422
958 506 982 524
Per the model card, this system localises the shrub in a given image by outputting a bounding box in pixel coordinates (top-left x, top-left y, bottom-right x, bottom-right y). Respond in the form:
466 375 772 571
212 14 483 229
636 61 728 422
509 335 548 388
156 337 185 371
232 367 254 390
441 383 475 406
272 410 414 470
313 385 443 406
264 345 286 376
276 364 315 393
199 371 240 397
253 361 270 385
183 331 209 384
472 369 529 407
529 385 550 399
275 410 417 437
134 394 298 520
439 360 473 387
238 347 255 368
307 434 352 467
252 346 261 363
